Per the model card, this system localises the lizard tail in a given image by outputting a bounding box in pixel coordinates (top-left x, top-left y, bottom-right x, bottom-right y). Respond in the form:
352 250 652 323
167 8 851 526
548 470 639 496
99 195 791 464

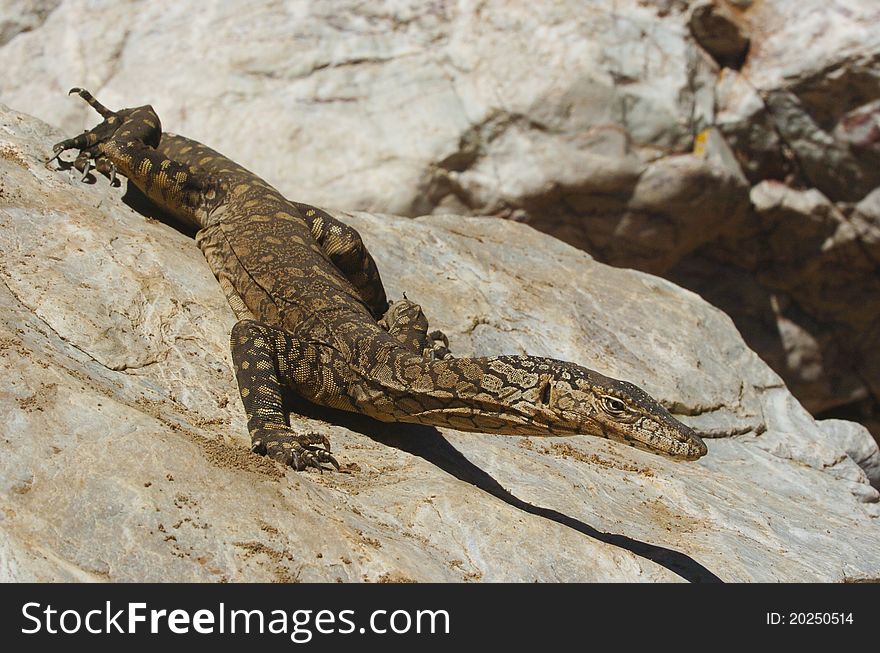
68 87 115 119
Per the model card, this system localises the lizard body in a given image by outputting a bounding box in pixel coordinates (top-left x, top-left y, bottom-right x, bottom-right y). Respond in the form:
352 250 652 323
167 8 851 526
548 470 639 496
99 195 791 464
51 89 707 470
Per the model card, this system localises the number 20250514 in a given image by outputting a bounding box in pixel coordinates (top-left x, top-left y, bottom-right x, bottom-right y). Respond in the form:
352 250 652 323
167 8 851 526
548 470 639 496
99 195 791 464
767 613 853 625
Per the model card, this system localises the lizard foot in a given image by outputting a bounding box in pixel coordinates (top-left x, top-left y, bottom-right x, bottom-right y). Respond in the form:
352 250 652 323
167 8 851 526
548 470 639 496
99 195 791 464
380 298 453 359
426 329 453 360
68 145 118 184
251 427 339 473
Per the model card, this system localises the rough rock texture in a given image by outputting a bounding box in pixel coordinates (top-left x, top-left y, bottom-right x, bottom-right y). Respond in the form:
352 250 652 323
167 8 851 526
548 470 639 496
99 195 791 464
1 0 874 440
0 0 735 258
819 420 880 488
668 182 880 426
2 105 879 582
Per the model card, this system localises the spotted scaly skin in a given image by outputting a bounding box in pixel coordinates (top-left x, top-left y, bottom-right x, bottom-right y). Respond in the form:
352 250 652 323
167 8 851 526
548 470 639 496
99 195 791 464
50 89 707 471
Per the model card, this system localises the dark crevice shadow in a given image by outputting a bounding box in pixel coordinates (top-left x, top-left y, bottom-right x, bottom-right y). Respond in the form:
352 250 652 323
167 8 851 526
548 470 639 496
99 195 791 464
286 394 723 584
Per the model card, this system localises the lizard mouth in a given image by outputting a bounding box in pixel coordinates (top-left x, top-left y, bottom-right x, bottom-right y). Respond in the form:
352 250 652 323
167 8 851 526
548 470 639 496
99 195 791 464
672 422 709 459
600 418 708 460
620 436 706 460
647 432 708 460
672 440 708 460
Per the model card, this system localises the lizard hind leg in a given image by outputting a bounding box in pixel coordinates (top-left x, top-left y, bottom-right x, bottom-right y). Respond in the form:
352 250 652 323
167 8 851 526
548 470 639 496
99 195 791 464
50 90 209 224
50 89 125 162
50 88 161 165
298 203 390 319
68 89 120 183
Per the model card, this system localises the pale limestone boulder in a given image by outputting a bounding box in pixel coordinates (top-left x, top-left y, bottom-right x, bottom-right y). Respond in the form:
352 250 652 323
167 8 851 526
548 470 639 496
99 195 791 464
0 0 58 47
1 105 878 583
667 182 880 425
0 0 721 221
714 68 788 183
717 0 880 201
690 1 880 428
742 0 880 111
818 420 880 489
761 89 877 202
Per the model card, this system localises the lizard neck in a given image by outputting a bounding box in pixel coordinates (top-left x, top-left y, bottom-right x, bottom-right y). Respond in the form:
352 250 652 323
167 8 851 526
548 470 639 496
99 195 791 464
352 353 575 435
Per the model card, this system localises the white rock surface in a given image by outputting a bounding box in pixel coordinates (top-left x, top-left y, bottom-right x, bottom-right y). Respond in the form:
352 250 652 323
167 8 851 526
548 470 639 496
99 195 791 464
0 0 721 214
1 105 878 582
819 420 880 489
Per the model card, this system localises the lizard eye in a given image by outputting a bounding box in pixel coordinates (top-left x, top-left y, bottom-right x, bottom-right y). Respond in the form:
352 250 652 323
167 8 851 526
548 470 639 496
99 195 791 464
601 395 627 415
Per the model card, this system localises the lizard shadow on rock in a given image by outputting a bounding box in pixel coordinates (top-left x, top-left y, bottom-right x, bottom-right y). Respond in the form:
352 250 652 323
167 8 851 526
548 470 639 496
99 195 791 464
123 182 200 237
285 394 723 584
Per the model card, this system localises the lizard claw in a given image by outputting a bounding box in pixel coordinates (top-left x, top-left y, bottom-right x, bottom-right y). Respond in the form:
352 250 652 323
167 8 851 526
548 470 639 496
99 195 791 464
304 445 339 471
253 426 340 473
289 448 331 474
46 142 68 166
428 329 453 360
80 158 91 181
303 452 324 474
428 330 449 349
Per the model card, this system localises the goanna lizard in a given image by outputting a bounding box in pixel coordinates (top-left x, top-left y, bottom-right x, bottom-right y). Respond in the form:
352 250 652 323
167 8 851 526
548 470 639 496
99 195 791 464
50 89 707 471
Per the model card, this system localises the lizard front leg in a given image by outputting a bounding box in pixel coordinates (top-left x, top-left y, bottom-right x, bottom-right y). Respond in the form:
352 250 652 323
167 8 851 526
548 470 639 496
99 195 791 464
230 320 339 472
379 298 452 360
296 203 452 358
297 203 389 319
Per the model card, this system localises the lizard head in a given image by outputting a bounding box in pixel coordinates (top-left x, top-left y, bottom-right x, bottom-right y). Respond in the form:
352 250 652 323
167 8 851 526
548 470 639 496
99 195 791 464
415 357 707 460
517 362 708 460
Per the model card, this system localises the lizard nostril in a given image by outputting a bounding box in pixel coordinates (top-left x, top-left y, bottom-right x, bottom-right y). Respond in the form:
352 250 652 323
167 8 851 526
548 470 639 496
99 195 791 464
539 380 552 405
